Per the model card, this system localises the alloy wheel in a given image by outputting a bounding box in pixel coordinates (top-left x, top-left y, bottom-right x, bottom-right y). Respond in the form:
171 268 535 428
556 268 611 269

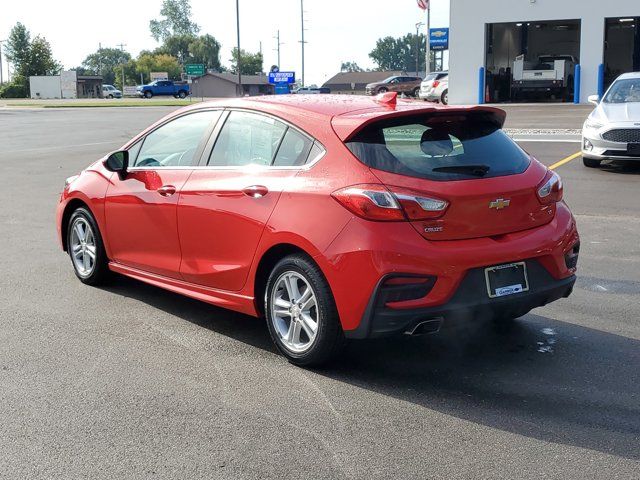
270 271 319 353
70 217 97 278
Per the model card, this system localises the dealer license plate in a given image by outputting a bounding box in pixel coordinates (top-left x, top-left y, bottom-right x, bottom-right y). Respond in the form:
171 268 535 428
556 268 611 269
484 262 529 298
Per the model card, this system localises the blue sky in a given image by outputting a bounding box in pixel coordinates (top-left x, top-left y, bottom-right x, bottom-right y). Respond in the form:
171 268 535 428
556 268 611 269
1 0 450 85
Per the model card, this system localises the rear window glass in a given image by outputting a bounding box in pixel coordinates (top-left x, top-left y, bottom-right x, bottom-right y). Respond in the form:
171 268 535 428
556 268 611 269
346 112 530 181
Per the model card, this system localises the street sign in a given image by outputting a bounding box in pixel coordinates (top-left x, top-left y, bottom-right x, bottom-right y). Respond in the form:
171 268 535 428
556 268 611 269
123 86 138 96
268 71 295 84
185 64 205 76
429 28 449 51
150 71 168 81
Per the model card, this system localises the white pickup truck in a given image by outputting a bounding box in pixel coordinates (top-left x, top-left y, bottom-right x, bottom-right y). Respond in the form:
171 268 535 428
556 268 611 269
512 55 577 101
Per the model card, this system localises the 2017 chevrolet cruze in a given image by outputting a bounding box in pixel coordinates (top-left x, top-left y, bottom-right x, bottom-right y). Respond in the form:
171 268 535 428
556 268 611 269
57 93 579 366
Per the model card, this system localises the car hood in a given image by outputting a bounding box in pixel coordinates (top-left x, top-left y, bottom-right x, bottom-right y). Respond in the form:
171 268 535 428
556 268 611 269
366 82 383 89
597 102 640 123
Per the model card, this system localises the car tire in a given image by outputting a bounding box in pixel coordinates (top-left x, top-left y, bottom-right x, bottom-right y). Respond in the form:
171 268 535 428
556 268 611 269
265 254 344 367
583 157 601 168
377 87 388 94
144 91 153 99
67 207 110 286
412 87 420 98
178 90 187 99
441 89 449 105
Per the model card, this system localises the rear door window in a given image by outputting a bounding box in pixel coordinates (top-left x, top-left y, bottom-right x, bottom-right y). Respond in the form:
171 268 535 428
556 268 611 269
346 112 530 181
273 128 313 167
209 111 287 167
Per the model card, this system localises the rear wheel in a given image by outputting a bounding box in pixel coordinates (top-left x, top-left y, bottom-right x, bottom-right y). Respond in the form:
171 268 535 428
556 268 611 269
178 90 187 99
583 157 602 168
441 89 449 105
144 91 153 99
67 207 110 285
265 254 344 366
412 87 420 98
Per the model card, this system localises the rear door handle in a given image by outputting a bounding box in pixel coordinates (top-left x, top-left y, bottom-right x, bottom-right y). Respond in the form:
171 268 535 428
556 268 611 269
157 185 177 197
242 185 269 198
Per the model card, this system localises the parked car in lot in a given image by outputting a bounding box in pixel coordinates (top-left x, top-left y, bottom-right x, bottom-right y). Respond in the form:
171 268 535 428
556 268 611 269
137 80 190 99
101 85 122 99
365 75 422 97
420 74 449 104
293 86 331 94
582 72 640 168
418 71 448 101
57 93 579 366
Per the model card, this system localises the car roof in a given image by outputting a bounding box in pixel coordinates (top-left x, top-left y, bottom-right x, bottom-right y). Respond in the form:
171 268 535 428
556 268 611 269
166 95 506 142
616 72 640 80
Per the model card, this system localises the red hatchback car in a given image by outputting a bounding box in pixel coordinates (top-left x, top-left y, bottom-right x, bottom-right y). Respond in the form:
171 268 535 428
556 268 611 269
57 94 579 366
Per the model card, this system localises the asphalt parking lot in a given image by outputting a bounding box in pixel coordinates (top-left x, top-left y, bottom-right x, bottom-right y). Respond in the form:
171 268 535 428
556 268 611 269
1 105 639 479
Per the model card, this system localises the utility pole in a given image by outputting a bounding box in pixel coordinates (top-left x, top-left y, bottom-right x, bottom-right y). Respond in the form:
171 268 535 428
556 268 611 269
415 22 424 76
273 30 282 68
117 43 127 90
426 2 431 74
235 0 242 95
0 40 5 85
299 0 307 86
98 42 102 73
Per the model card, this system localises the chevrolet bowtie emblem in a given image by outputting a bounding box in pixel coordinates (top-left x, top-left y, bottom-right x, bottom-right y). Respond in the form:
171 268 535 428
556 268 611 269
489 198 511 210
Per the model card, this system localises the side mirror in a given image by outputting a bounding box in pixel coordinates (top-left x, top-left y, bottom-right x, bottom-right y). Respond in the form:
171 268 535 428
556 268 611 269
588 94 600 105
105 150 129 179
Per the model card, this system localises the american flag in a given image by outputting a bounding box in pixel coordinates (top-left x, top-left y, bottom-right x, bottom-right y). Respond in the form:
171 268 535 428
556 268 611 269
417 0 429 10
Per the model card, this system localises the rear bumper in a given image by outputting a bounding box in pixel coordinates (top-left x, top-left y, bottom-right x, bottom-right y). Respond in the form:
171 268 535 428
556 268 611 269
345 260 576 339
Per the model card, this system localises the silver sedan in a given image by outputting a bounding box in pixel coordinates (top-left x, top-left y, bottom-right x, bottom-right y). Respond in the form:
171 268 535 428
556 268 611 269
582 72 640 168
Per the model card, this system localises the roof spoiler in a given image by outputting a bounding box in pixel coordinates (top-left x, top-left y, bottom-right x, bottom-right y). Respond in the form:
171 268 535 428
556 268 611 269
332 106 507 142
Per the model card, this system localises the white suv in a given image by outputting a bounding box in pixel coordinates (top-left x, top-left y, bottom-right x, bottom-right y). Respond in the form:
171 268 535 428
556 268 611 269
102 85 122 99
419 72 448 104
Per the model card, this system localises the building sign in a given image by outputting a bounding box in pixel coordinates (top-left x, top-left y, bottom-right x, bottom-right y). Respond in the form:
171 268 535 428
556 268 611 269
150 72 169 81
123 86 138 96
268 71 296 84
429 28 449 51
185 64 205 76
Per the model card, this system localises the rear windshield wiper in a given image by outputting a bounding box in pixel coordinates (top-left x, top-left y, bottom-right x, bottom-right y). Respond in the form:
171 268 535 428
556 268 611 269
431 164 491 177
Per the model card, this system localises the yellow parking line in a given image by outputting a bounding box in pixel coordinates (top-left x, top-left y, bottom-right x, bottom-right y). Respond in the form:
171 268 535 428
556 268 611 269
549 152 581 170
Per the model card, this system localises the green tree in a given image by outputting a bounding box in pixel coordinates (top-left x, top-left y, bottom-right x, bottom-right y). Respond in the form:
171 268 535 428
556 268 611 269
4 22 31 76
340 61 363 72
82 47 131 85
155 34 195 64
26 36 61 76
189 34 221 71
135 53 181 84
230 48 263 76
369 33 427 72
149 0 199 42
1 23 60 97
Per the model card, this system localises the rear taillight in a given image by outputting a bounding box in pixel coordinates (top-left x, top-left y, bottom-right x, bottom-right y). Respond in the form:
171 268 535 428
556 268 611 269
331 184 448 222
536 170 563 204
432 80 440 88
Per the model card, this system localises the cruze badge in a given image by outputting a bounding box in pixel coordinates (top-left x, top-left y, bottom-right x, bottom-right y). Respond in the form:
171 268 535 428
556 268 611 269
489 198 511 210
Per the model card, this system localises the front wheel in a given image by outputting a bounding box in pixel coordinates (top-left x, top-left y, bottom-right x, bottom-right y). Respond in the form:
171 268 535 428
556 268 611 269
583 157 602 168
144 91 153 99
265 254 344 366
377 87 388 94
67 207 110 285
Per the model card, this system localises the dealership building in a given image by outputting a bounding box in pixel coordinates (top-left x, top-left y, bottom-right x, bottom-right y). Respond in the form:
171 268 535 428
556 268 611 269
449 0 640 104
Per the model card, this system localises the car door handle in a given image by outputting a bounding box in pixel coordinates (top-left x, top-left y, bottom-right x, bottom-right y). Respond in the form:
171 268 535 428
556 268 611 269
242 185 269 198
157 185 177 197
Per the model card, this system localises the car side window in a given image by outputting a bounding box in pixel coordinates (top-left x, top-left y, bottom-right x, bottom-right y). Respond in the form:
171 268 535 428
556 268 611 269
273 128 313 167
208 111 287 167
134 110 221 168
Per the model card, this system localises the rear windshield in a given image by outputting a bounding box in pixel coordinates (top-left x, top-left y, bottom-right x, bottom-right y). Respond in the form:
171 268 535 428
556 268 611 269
346 112 530 181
